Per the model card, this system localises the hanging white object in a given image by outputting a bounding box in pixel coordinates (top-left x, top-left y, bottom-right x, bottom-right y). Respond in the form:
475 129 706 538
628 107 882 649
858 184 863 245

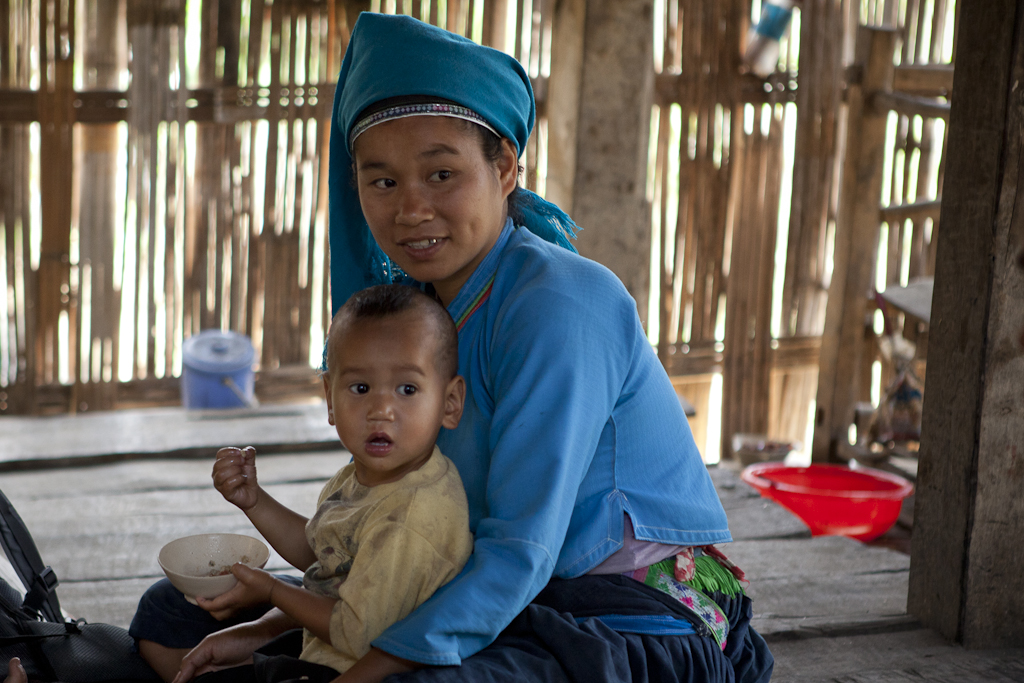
743 0 795 78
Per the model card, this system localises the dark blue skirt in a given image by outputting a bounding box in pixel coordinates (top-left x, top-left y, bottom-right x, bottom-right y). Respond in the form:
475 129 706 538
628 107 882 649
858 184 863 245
130 574 773 683
383 574 773 683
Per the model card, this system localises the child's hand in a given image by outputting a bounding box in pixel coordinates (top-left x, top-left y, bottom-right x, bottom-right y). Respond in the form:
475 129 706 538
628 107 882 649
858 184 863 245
212 446 259 511
195 564 276 621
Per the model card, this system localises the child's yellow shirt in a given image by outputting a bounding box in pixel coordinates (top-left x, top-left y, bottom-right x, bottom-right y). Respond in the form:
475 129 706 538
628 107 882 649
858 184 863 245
300 446 473 673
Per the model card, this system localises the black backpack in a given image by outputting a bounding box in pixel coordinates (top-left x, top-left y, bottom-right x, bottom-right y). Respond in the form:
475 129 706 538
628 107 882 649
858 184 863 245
0 487 160 682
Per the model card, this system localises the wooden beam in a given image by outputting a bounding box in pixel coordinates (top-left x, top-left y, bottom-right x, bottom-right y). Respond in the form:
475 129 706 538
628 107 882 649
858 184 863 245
812 26 897 462
29 364 325 415
0 77 547 125
908 0 1024 649
872 90 951 120
770 335 822 369
653 72 798 107
662 335 822 377
663 343 724 377
893 64 954 96
879 198 943 224
0 90 37 121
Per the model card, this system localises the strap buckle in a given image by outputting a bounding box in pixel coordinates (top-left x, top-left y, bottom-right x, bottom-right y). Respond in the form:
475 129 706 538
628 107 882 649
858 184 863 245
35 566 59 593
22 565 60 617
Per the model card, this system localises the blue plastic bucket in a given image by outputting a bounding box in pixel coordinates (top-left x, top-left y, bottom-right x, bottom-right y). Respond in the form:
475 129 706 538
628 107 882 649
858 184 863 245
181 330 256 409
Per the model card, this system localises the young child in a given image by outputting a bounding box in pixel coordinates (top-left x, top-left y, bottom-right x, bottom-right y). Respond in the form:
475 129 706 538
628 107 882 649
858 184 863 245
171 284 473 680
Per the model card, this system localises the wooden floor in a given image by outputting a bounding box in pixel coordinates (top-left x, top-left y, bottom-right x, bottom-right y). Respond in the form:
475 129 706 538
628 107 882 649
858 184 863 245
2 406 1023 682
0 402 338 470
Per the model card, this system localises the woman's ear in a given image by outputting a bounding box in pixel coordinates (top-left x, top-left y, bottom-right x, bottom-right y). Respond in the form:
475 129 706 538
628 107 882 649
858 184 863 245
497 138 519 197
322 374 336 426
441 375 466 430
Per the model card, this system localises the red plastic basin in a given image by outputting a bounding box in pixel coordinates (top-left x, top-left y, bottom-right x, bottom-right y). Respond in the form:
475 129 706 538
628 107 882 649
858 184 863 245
740 463 914 542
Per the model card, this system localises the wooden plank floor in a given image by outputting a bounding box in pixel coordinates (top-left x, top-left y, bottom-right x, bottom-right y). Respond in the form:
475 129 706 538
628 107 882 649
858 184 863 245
1 408 1022 681
2 450 345 627
0 403 338 470
769 628 1024 682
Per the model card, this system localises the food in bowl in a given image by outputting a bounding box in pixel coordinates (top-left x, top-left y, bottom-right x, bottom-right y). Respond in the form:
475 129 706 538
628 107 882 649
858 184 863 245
158 533 270 604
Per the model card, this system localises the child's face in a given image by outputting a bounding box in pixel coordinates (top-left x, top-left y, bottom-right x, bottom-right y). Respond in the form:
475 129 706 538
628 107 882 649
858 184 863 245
323 308 464 487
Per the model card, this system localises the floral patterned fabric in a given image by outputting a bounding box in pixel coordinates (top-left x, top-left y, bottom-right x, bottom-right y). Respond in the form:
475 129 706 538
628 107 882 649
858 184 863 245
627 551 740 650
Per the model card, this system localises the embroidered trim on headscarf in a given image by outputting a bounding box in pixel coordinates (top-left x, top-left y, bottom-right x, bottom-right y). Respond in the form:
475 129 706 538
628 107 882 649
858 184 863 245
349 102 500 149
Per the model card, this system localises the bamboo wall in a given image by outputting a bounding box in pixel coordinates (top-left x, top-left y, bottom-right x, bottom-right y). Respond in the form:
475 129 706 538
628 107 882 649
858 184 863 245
867 0 953 395
647 0 956 458
0 0 554 414
807 0 954 461
2 0 956 442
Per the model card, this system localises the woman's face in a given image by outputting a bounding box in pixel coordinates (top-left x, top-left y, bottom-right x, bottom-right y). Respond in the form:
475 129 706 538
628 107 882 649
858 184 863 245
353 116 518 305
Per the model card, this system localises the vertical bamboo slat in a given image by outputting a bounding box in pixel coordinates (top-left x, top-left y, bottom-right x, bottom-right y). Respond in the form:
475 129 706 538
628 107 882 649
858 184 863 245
721 111 785 455
0 0 39 413
782 0 842 340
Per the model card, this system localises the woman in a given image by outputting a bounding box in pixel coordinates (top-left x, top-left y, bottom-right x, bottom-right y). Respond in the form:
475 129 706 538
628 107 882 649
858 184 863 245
153 12 773 683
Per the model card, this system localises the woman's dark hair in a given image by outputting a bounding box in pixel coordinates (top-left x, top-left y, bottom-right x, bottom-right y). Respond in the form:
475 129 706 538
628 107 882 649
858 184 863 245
328 284 458 380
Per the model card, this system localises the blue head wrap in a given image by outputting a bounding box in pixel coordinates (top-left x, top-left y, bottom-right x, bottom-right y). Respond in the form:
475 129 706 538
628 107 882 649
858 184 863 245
328 12 580 318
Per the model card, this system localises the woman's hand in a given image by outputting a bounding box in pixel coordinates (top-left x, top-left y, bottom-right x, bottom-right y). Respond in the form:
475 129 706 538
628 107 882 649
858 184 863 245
171 612 293 683
195 564 277 621
4 658 26 683
212 446 259 511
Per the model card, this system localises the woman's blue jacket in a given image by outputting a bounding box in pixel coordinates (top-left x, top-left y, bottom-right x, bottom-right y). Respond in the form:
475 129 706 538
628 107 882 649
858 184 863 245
372 221 732 665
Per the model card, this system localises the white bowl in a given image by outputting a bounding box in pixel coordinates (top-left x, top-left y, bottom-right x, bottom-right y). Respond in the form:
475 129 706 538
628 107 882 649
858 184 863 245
158 533 270 604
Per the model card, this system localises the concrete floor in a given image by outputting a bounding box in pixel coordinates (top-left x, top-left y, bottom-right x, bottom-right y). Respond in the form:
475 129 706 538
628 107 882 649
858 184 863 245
2 405 1022 681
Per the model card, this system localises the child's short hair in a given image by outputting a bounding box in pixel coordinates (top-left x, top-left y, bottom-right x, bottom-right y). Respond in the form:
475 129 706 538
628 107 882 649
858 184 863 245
328 284 459 379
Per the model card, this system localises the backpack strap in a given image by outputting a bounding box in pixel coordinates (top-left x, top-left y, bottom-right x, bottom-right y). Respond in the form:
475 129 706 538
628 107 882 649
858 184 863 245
0 620 78 645
0 584 68 681
0 489 62 622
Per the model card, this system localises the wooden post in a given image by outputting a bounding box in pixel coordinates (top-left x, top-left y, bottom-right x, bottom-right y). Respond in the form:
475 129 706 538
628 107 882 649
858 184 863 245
343 0 370 39
543 0 585 215
36 0 77 406
908 0 1024 649
0 1 37 414
75 0 126 412
483 0 508 52
570 0 654 319
811 26 896 462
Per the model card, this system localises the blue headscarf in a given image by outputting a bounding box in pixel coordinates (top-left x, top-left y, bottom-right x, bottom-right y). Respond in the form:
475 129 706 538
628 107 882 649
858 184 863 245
328 12 579 317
